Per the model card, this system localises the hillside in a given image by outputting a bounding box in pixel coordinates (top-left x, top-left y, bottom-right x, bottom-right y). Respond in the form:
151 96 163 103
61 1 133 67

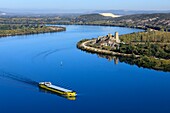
94 10 170 15
75 14 112 22
73 13 170 31
112 13 170 30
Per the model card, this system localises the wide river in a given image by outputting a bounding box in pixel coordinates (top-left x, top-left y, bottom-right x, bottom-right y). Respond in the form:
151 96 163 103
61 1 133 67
0 25 169 113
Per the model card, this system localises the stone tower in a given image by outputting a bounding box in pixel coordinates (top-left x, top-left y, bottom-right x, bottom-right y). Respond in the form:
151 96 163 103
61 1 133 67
108 33 112 39
115 32 120 43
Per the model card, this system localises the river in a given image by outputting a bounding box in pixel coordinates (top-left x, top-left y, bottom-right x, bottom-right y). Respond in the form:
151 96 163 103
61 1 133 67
0 25 169 113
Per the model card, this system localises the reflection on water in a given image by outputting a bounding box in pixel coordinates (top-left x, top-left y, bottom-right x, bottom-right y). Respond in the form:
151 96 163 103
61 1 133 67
97 54 119 64
97 54 134 67
82 49 169 72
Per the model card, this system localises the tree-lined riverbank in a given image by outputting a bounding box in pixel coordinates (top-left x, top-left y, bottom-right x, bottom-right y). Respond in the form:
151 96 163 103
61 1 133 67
0 24 66 37
77 31 170 72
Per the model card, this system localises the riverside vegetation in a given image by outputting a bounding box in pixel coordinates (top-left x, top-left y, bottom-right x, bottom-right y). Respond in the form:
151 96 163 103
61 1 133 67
0 16 69 37
118 31 170 71
77 31 170 72
0 24 66 37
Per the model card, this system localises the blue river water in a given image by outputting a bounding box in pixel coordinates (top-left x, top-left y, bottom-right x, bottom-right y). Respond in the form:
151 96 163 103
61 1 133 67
0 25 169 113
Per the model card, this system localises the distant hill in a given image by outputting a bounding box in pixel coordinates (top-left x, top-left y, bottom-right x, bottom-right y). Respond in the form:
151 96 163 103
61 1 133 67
75 13 112 22
74 13 170 31
99 13 121 18
111 13 170 30
94 10 170 15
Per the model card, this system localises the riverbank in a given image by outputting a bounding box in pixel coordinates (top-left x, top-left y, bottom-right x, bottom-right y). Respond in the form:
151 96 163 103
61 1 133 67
0 25 66 37
77 39 140 58
77 31 170 72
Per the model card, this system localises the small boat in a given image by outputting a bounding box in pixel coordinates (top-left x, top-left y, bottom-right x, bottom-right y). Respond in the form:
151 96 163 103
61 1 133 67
39 82 76 97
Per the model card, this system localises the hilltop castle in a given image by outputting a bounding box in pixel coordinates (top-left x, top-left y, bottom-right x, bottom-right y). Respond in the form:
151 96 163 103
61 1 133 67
95 32 120 49
108 32 120 43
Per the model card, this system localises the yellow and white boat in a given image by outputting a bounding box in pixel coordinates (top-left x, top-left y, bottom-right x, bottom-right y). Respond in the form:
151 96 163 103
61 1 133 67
39 82 77 97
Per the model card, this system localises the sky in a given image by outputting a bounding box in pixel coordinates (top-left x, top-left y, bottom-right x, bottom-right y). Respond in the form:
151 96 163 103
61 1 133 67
0 0 170 11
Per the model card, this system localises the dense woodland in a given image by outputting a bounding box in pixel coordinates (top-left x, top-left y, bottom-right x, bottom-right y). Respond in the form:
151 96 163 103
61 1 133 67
119 31 170 59
112 31 170 71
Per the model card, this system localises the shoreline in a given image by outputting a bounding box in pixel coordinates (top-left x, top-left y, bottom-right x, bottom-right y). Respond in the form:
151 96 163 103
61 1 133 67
55 23 167 32
77 39 170 72
0 26 66 38
56 23 147 31
77 39 140 58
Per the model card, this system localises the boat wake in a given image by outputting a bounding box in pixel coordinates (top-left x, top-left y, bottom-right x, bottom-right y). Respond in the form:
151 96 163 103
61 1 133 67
0 70 77 100
0 71 38 86
32 47 72 62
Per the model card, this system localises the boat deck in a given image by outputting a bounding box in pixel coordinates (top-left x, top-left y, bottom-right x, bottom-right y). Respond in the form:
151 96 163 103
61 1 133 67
48 85 72 92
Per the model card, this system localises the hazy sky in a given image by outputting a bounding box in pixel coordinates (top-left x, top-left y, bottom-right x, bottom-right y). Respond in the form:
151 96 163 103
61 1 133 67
0 0 170 10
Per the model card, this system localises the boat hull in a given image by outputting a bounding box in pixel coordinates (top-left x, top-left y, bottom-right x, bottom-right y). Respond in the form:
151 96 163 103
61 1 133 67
39 84 76 97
